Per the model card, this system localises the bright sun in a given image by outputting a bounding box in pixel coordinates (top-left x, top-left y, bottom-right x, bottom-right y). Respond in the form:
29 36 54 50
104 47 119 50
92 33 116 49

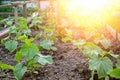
67 0 109 11
63 0 118 27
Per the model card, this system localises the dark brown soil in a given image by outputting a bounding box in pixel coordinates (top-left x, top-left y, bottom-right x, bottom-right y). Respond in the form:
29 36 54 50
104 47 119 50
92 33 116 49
110 41 120 54
0 42 91 80
38 42 90 80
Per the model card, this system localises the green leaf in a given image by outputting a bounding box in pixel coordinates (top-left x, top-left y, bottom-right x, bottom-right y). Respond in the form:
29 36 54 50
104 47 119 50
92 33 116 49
15 52 23 62
72 40 86 49
17 34 28 42
24 38 34 44
17 17 28 30
30 17 42 28
108 50 119 58
35 33 42 39
0 61 14 70
100 38 111 49
51 46 57 51
22 29 31 35
47 36 57 42
5 40 18 52
62 37 72 43
116 59 120 68
20 43 39 61
40 40 54 50
26 59 35 67
6 20 13 26
9 27 16 34
89 57 113 79
14 63 27 80
108 68 120 79
83 43 103 58
1 36 10 44
35 54 53 65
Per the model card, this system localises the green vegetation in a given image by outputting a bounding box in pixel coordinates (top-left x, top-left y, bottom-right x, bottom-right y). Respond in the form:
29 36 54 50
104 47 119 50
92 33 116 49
0 17 14 27
0 17 55 80
72 39 120 80
0 8 13 12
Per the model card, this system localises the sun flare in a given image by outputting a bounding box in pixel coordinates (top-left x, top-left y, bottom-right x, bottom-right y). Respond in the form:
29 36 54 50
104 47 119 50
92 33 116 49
66 0 109 11
61 0 118 27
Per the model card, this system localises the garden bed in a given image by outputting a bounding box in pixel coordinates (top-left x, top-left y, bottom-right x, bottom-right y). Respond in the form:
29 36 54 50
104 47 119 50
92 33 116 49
0 38 120 80
0 42 91 80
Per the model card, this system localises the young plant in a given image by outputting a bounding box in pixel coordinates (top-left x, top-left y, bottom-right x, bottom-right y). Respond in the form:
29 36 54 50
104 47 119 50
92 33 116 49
0 61 14 70
1 17 54 80
73 40 119 80
94 37 111 50
14 36 53 80
0 17 14 27
108 68 120 79
107 58 120 79
5 40 18 53
38 26 57 41
62 29 73 43
37 26 57 51
1 17 31 53
29 16 43 30
40 40 57 51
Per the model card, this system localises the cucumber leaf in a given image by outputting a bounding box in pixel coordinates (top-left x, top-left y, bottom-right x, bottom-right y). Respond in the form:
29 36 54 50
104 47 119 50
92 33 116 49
108 68 120 79
5 40 18 53
89 57 113 79
35 54 53 65
14 63 27 80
